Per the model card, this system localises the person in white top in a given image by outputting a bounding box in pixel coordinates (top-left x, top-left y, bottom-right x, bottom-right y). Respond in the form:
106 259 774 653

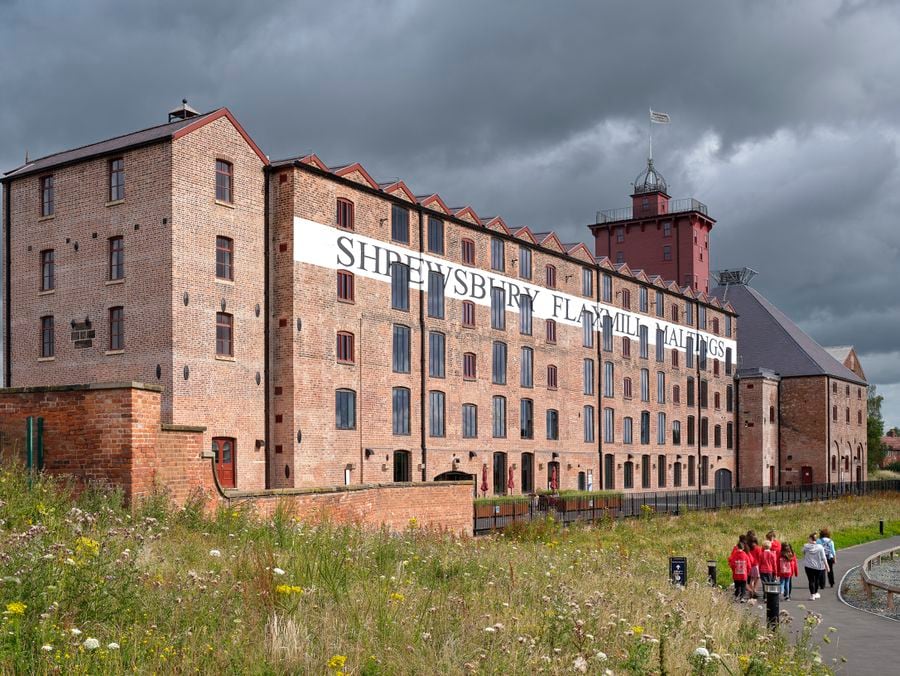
802 533 830 600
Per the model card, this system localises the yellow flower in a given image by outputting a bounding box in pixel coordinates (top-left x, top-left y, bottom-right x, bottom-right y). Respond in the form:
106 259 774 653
390 592 405 603
407 517 418 528
631 625 644 636
75 536 100 558
327 654 347 669
275 585 303 595
5 602 26 615
738 654 750 670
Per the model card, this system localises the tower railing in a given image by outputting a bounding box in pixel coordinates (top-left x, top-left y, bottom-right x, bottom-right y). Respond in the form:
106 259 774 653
595 197 708 224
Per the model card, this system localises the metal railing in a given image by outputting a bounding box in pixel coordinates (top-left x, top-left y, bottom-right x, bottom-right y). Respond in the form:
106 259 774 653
595 197 709 224
473 479 900 535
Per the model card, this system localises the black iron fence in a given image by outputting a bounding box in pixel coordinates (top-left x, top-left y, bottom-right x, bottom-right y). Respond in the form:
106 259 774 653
473 480 900 536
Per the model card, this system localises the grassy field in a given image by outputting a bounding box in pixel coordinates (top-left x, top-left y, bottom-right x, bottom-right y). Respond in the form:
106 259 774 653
1 467 898 675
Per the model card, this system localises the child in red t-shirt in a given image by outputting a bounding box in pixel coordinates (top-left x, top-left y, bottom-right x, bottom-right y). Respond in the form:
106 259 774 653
729 541 751 601
759 540 778 583
778 544 799 600
767 530 782 560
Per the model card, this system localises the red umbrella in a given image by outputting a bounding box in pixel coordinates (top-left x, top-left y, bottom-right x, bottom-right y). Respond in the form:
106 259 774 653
481 464 489 496
507 465 515 491
550 465 559 491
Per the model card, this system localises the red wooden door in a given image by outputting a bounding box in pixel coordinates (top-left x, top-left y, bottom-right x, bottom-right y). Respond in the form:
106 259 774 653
213 438 235 488
800 466 813 485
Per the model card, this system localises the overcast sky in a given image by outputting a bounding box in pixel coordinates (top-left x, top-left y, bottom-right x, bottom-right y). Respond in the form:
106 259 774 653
2 0 898 428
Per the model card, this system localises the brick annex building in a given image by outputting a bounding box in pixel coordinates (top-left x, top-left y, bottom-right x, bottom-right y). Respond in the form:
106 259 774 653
1 104 867 495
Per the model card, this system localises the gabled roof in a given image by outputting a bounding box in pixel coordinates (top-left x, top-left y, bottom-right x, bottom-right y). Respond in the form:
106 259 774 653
452 206 481 224
824 345 867 381
416 193 450 214
379 179 416 202
710 284 866 385
513 226 538 244
332 162 379 189
824 346 852 364
564 242 594 263
481 216 510 235
4 107 267 180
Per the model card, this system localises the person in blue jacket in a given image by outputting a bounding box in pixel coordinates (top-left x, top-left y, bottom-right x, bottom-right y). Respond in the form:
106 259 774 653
818 528 837 588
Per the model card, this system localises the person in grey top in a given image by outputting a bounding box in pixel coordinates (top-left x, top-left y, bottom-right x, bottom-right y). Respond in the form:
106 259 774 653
818 528 837 588
802 533 830 600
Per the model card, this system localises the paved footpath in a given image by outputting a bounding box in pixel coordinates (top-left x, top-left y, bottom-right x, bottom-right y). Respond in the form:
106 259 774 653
772 535 900 675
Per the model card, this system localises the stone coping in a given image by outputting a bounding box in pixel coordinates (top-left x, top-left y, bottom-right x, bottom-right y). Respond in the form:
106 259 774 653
0 381 163 394
161 423 207 433
227 480 473 499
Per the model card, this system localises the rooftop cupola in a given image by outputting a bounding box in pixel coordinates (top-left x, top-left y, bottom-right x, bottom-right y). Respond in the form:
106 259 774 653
631 158 670 217
168 99 200 123
633 158 668 195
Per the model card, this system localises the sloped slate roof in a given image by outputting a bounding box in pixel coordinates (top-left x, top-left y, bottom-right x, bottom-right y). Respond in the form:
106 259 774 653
710 284 865 385
3 111 217 180
824 346 852 364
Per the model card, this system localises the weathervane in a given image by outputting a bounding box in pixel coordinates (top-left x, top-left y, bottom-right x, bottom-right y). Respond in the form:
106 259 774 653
648 108 670 162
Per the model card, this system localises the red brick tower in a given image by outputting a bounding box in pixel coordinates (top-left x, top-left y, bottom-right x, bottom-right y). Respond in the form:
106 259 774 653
590 159 716 293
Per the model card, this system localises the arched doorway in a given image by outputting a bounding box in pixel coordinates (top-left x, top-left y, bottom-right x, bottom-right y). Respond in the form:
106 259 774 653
520 453 534 494
493 452 508 495
714 468 732 490
393 450 411 482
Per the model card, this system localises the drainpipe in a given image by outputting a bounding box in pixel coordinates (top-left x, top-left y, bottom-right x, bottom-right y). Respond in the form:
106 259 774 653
596 268 602 489
827 378 831 486
734 373 740 487
776 378 782 487
263 170 271 488
3 179 11 387
417 207 426 482
695 301 702 495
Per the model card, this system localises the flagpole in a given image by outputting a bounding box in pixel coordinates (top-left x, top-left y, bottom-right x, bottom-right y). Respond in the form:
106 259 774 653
648 108 653 162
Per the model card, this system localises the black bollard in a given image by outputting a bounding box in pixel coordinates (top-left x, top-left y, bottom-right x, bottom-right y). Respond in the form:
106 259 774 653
764 580 781 629
880 520 884 536
707 560 717 587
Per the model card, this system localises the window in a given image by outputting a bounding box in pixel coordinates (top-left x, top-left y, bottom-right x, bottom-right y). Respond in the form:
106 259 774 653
688 456 696 486
687 377 695 407
602 273 612 301
463 352 477 380
701 456 709 486
521 453 534 493
685 302 693 326
711 317 720 334
109 157 125 201
624 461 634 489
623 377 633 399
727 422 734 449
429 391 446 437
671 305 679 323
40 175 54 216
392 324 410 373
846 407 850 423
832 382 838 394
390 263 409 310
641 455 651 489
700 379 709 408
622 337 631 358
858 410 863 425
622 289 631 310
639 325 648 358
686 336 694 368
519 246 532 279
727 385 734 412
662 245 672 261
698 305 707 330
215 160 233 203
492 341 507 384
656 291 664 318
393 387 410 435
603 361 614 397
726 315 732 337
216 313 233 357
547 364 558 390
336 389 356 429
337 270 355 302
672 349 680 368
491 238 505 271
657 413 666 444
492 396 507 438
656 329 665 361
700 417 709 446
584 359 595 395
699 339 708 370
713 359 720 376
687 416 696 445
769 404 775 423
673 384 681 404
391 204 409 243
673 420 682 445
725 348 733 375
640 411 650 444
602 315 613 352
428 331 445 377
393 450 411 482
546 319 557 344
336 331 354 364
461 238 475 265
640 368 649 402
582 268 593 296
520 399 534 439
582 311 594 348
545 264 557 289
462 300 475 327
40 316 54 358
428 271 445 318
616 251 624 264
108 236 124 281
714 424 722 448
603 407 614 443
493 453 508 495
657 372 666 403
714 391 721 409
40 249 55 291
491 287 506 330
427 216 444 254
546 409 559 440
216 236 234 280
640 287 648 313
462 404 478 438
519 294 532 335
663 221 671 237
584 405 595 443
674 461 682 487
520 347 534 388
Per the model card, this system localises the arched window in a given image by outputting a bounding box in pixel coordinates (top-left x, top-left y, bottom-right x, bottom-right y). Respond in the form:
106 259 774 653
545 264 557 289
337 270 355 302
623 461 634 489
547 365 558 390
336 331 354 364
336 197 354 230
335 389 356 429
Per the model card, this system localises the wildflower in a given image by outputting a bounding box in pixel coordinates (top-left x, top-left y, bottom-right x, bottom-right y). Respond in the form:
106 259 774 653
631 625 644 636
408 517 418 528
327 654 347 669
272 568 286 576
75 537 100 558
694 646 710 659
275 585 302 595
83 638 100 650
421 632 431 641
484 626 496 633
70 628 83 636
41 645 53 652
107 642 120 650
493 623 505 631
389 592 405 603
738 655 750 669
209 549 222 558
573 655 588 673
594 651 608 661
5 602 25 616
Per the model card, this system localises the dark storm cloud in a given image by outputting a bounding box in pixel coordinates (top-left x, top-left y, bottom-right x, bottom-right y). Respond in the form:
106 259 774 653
1 0 899 423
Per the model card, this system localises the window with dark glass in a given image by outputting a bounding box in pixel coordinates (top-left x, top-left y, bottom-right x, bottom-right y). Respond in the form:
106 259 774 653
546 318 557 343
603 407 614 443
671 304 679 323
40 316 54 358
698 305 707 330
492 396 507 438
673 420 681 445
519 294 532 335
584 405 595 443
462 403 478 438
640 287 648 313
623 337 631 358
640 411 650 444
392 387 410 435
639 325 648 358
582 268 593 296
40 249 55 291
603 361 614 397
641 455 651 488
622 289 631 310
336 198 354 229
492 341 507 384
726 384 733 412
657 372 666 403
427 216 444 254
428 270 445 318
713 359 720 376
714 424 722 448
336 331 354 364
337 269 355 302
685 336 694 368
623 377 632 399
711 317 720 334
547 364 558 390
605 454 615 489
216 312 233 357
657 412 666 444
521 453 534 493
40 175 55 217
700 417 709 446
658 455 667 488
688 455 696 486
727 422 733 449
640 368 649 402
520 347 533 388
335 389 356 429
700 379 708 408
546 409 559 440
582 311 593 347
109 157 125 201
461 238 475 265
687 416 695 445
391 204 409 243
616 227 625 242
725 348 733 375
215 160 233 203
584 358 595 395
493 452 508 495
673 383 681 404
519 246 532 280
462 300 475 327
463 352 477 380
428 331 445 378
714 391 721 409
491 286 505 329
663 245 672 261
624 461 634 489
520 399 534 439
623 416 633 444
674 461 682 487
393 450 411 482
491 238 505 271
216 236 234 280
602 273 612 302
655 291 664 318
656 329 665 361
687 377 695 407
685 302 693 326
429 391 446 437
701 455 709 486
108 236 124 280
392 324 410 373
545 264 556 289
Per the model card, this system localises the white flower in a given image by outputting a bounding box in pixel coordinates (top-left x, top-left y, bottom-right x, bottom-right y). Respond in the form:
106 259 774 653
70 628 82 636
594 651 608 661
493 623 505 631
694 647 710 659
209 549 222 558
107 642 120 650
483 626 496 633
272 568 285 576
41 645 53 652
421 632 431 641
64 558 76 566
574 655 588 673
83 638 100 650
710 653 721 660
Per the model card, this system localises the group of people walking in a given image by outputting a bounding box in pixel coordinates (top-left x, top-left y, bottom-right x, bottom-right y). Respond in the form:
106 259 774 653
728 528 837 602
